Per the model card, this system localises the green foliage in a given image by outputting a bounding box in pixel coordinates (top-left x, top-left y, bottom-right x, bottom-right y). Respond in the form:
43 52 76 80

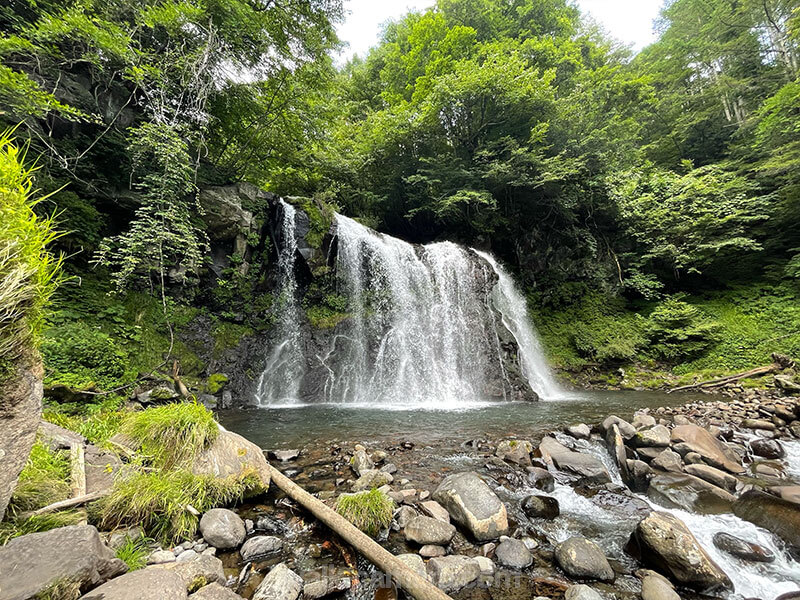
0 512 83 546
206 373 229 395
99 470 260 544
644 297 722 363
122 402 218 469
6 440 70 516
115 534 152 571
41 322 135 391
0 130 63 362
335 489 394 537
43 406 125 446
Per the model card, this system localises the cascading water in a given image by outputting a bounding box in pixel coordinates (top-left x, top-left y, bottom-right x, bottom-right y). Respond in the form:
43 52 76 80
255 200 304 405
473 250 562 400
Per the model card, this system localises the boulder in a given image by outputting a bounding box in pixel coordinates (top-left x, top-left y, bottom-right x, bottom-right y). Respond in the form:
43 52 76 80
419 500 450 523
404 515 456 546
38 420 85 450
741 419 776 431
426 555 481 593
554 537 614 582
473 556 495 576
252 563 303 600
565 585 602 600
633 425 671 448
631 512 732 593
651 449 683 473
496 439 533 466
526 467 555 492
154 555 226 591
0 525 127 600
521 495 560 519
647 473 735 514
775 374 800 394
495 538 533 569
567 424 591 440
750 438 785 459
350 449 374 477
302 575 350 600
606 424 630 482
268 449 299 462
538 437 611 485
633 413 658 430
190 583 245 599
396 554 428 580
351 470 392 492
192 430 271 491
601 416 636 439
433 472 509 541
239 536 282 562
626 459 654 493
770 485 800 504
684 464 738 492
393 505 418 530
640 573 680 600
149 550 178 565
79 568 186 600
734 489 800 550
670 425 744 474
712 532 775 563
199 509 246 549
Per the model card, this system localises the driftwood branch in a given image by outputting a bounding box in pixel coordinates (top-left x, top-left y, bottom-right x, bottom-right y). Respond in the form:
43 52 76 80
669 353 795 393
30 490 107 516
267 465 453 600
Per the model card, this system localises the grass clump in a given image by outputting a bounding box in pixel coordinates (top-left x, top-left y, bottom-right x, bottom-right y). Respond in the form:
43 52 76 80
0 129 63 362
335 489 394 537
122 401 218 468
6 440 71 516
115 533 152 571
0 512 83 545
43 405 125 446
99 469 260 544
34 578 81 600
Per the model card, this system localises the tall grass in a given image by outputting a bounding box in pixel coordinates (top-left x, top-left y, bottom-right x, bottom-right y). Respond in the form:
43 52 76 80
0 129 63 363
6 440 71 516
335 489 394 537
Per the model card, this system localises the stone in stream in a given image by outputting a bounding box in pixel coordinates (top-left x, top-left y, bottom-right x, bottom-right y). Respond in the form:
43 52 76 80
473 555 495 575
712 532 775 563
79 568 187 600
633 425 671 448
239 536 282 562
741 419 776 431
554 537 614 582
149 549 178 565
426 555 481 592
636 447 664 462
734 489 800 551
670 425 744 474
268 449 299 462
651 449 683 473
190 583 245 599
351 469 393 492
397 553 429 579
630 511 733 593
521 494 560 519
648 472 735 514
350 448 374 476
606 424 630 482
633 413 657 430
252 563 303 600
419 544 447 558
684 464 738 492
0 525 128 600
626 459 653 492
770 485 800 504
526 466 555 492
750 438 785 459
192 431 271 490
640 573 680 600
496 439 533 465
567 424 592 440
419 500 450 523
601 415 636 439
302 575 350 600
538 437 611 485
393 505 418 530
404 515 456 546
199 509 246 549
564 585 603 600
433 472 509 541
495 538 533 569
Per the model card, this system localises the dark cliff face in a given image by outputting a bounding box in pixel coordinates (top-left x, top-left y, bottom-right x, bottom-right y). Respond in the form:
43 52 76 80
186 184 536 406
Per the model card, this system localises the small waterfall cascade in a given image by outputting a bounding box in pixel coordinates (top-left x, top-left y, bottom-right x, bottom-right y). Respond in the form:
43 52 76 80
473 250 562 400
255 200 304 405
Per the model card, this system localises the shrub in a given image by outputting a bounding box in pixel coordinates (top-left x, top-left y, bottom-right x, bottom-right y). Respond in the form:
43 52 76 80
335 489 394 537
122 402 218 468
41 322 134 391
6 440 71 516
99 470 260 544
0 129 63 361
645 297 722 363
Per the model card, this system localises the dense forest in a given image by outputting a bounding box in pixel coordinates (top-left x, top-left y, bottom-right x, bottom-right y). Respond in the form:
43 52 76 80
2 0 800 395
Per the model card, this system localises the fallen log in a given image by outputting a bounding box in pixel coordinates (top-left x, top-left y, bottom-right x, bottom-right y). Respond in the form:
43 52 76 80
69 443 88 525
30 490 107 516
267 464 452 600
668 353 794 394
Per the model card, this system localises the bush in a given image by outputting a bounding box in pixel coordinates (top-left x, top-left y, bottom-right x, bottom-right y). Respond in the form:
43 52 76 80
645 297 722 363
122 402 218 468
335 489 394 537
41 322 134 391
99 469 260 544
0 129 63 361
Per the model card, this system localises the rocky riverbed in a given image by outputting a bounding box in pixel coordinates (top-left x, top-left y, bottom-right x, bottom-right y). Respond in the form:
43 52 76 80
3 390 800 600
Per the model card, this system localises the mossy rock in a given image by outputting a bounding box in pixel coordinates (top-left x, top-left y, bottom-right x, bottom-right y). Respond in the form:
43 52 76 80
206 373 229 395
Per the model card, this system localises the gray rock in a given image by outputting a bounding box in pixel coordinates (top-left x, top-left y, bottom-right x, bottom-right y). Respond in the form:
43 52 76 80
397 553 429 579
495 538 533 569
555 537 614 582
380 463 397 474
190 583 245 599
0 366 41 521
79 568 186 600
712 532 775 563
567 424 591 440
404 515 456 546
647 472 735 514
641 574 680 600
419 500 450 523
496 439 533 465
750 438 785 459
302 576 350 600
565 585 602 600
651 449 683 473
684 451 704 464
192 431 271 491
252 563 303 600
634 425 671 448
426 555 481 592
632 511 732 593
684 464 738 492
393 505 418 530
601 416 636 439
149 550 177 565
526 466 555 492
433 472 509 541
175 549 199 562
154 554 226 590
137 385 180 403
473 556 495 576
351 469 392 492
269 449 299 462
626 459 653 493
734 489 800 550
419 544 447 558
539 437 611 485
37 420 85 451
240 536 282 562
633 413 657 430
670 425 744 474
0 525 127 600
521 495 560 519
199 509 246 549
775 374 800 393
106 527 144 551
350 449 374 476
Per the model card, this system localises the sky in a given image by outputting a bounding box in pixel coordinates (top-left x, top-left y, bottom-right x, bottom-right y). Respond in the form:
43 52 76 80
336 0 664 62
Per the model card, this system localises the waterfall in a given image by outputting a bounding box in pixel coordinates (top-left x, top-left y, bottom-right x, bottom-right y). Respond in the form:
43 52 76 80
255 200 304 405
473 250 562 400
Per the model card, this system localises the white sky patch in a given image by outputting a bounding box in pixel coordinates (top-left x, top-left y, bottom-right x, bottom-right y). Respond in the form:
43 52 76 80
336 0 664 63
